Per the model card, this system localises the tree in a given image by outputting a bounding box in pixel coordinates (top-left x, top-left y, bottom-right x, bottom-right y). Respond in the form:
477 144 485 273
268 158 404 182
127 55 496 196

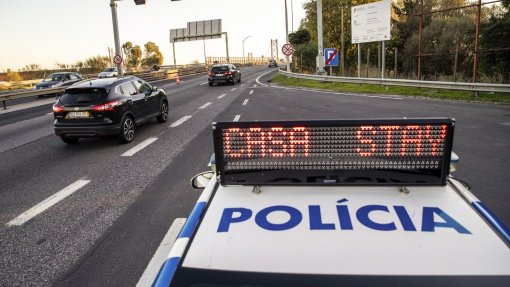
6 69 23 82
20 64 41 72
142 41 163 68
289 29 311 46
122 41 142 69
479 5 510 82
84 55 111 70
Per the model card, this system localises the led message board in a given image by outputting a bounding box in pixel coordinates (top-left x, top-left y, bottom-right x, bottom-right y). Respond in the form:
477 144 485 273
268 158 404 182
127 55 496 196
213 119 454 186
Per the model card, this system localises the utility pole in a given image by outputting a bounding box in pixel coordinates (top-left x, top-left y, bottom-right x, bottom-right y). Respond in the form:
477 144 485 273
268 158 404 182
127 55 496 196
340 6 344 76
317 0 325 74
473 0 481 83
285 0 290 72
418 0 423 80
109 0 124 76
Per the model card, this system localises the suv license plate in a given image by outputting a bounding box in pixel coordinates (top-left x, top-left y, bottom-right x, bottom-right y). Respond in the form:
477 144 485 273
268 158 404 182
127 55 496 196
66 111 91 119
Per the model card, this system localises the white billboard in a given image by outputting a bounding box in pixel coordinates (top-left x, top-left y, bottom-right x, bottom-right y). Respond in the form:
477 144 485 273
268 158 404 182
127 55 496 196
351 0 391 44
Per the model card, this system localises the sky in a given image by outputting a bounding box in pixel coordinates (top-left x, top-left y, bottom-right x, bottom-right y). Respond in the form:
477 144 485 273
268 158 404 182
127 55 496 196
0 0 308 71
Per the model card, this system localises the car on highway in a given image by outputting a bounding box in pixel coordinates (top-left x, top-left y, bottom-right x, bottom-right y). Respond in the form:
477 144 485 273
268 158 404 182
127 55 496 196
268 59 278 68
152 118 510 287
98 67 125 78
53 76 169 144
208 64 241 86
34 72 84 97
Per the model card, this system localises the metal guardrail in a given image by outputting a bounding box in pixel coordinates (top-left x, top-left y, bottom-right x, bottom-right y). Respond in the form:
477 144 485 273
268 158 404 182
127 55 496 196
0 67 209 110
279 71 510 94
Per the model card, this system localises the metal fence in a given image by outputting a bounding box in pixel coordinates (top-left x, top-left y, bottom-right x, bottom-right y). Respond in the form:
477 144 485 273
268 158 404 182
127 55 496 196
0 66 209 110
279 70 510 94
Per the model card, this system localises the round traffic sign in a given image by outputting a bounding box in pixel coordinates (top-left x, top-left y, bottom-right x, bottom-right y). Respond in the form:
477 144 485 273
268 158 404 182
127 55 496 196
282 43 294 56
114 55 123 65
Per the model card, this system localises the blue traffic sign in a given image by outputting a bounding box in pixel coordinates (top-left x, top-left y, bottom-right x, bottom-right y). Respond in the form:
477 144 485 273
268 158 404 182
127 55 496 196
324 48 339 66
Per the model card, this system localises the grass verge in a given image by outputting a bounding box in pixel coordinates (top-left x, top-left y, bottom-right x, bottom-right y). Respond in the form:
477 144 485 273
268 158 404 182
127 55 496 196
270 74 510 104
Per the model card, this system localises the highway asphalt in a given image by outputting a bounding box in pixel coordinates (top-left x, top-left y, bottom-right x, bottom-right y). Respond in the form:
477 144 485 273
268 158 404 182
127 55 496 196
0 66 509 286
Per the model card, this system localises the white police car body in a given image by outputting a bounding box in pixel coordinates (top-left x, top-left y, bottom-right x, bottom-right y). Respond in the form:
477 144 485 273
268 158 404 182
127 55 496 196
154 118 510 287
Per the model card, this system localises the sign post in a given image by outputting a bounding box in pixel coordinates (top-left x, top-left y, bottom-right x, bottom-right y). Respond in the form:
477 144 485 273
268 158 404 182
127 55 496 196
114 55 123 65
282 43 294 57
324 48 339 76
351 0 391 78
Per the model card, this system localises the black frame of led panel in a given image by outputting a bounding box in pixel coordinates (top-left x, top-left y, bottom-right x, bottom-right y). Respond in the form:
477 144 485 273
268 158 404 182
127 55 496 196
213 118 455 186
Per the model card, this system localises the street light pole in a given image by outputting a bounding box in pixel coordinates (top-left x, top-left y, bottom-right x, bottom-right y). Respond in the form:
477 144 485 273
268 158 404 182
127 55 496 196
242 36 251 58
285 0 290 72
110 0 124 76
317 0 324 75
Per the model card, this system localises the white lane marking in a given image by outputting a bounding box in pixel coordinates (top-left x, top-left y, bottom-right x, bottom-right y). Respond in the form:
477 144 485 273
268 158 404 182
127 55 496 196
199 82 208 86
136 218 186 287
170 115 192 128
255 69 279 86
253 84 257 88
249 90 254 95
233 115 241 122
242 99 249 106
500 122 510 126
7 179 91 226
240 84 245 87
122 137 158 157
230 88 237 91
198 102 213 110
47 112 53 115
218 93 227 99
254 69 401 100
162 83 175 87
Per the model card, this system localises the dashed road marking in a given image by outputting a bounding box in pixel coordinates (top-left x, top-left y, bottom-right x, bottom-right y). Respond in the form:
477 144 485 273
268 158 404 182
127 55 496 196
231 88 237 91
200 82 208 86
249 90 254 95
122 137 158 157
198 102 213 109
242 99 249 106
7 179 91 226
218 94 226 99
233 115 241 122
253 84 257 88
500 122 510 126
170 115 192 128
136 218 186 287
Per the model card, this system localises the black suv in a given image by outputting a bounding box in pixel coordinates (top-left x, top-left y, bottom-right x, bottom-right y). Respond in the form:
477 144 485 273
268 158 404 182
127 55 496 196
208 64 241 86
53 76 169 144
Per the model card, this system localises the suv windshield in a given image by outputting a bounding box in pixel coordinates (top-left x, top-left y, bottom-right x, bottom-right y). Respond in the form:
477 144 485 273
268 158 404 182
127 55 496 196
59 88 108 105
211 66 230 73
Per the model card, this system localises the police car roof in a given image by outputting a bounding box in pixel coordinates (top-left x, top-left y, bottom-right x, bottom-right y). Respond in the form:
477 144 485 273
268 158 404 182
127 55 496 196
170 183 510 286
